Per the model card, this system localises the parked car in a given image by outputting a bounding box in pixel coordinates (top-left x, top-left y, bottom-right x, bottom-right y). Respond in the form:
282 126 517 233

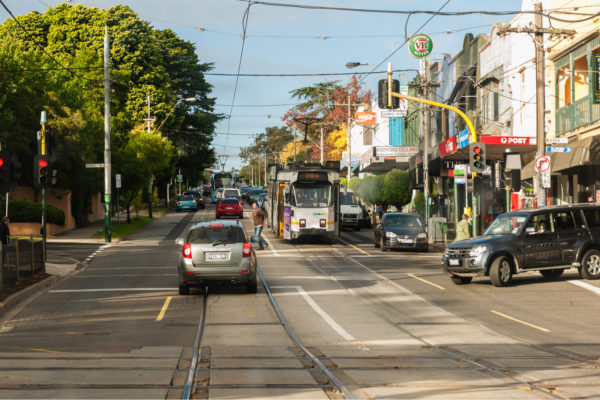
240 186 252 200
374 213 428 252
183 190 205 209
176 193 199 212
442 203 600 286
216 198 244 219
248 188 267 204
175 220 257 294
359 203 372 229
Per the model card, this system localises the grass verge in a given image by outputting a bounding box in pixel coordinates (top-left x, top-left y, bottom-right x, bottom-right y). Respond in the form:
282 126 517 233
91 216 154 239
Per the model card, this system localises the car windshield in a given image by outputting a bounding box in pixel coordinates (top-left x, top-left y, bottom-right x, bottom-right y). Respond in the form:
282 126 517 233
292 184 332 208
484 214 528 235
385 215 422 228
340 191 358 205
188 227 245 244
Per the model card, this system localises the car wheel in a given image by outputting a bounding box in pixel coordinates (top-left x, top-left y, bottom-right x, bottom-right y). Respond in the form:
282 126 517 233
489 255 512 287
246 279 258 294
580 249 600 280
450 275 472 285
380 236 388 252
540 269 564 280
179 284 189 295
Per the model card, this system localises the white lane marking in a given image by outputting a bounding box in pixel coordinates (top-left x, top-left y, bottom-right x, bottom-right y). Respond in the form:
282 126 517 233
570 280 600 296
91 267 175 270
74 274 177 278
50 288 176 293
262 236 279 257
352 254 442 259
271 285 355 341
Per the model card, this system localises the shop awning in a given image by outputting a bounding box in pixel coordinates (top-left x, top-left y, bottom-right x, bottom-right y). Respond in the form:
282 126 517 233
521 135 600 179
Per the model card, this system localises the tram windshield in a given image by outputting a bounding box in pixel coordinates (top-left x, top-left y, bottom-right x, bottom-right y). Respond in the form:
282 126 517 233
291 184 332 208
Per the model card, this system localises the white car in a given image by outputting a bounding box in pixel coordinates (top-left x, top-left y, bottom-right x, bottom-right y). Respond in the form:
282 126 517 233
223 188 241 199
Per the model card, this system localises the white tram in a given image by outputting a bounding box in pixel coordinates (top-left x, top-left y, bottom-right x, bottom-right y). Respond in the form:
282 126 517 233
265 161 340 241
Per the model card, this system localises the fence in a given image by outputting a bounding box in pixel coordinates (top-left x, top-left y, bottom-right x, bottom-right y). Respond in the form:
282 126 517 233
0 236 45 295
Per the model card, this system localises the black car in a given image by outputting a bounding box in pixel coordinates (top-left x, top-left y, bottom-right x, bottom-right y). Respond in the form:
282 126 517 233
442 204 600 286
374 213 428 252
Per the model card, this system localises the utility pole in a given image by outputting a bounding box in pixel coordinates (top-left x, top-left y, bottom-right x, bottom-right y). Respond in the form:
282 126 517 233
103 26 112 243
144 92 155 133
264 153 267 187
420 59 430 232
293 127 297 162
320 125 324 164
347 93 351 185
497 2 575 207
145 92 153 218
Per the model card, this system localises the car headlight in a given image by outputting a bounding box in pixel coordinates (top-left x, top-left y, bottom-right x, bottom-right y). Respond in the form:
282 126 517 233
417 233 427 239
386 231 397 238
469 246 487 257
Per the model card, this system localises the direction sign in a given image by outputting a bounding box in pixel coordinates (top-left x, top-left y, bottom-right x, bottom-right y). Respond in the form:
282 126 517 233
85 163 104 168
535 156 550 173
176 174 183 182
546 146 572 153
545 137 568 144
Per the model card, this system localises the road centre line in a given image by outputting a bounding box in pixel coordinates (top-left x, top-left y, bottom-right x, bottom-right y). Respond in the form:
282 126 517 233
74 274 177 278
338 238 370 255
156 296 172 321
491 310 550 332
50 288 176 293
407 273 445 290
569 280 600 296
271 285 355 341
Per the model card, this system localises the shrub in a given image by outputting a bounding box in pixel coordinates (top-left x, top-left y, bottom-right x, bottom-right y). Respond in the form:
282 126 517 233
1 199 65 226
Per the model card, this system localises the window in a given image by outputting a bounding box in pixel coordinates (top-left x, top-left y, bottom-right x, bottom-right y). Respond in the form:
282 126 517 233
557 65 571 108
188 227 245 243
524 213 553 233
583 208 600 228
292 184 332 207
553 211 575 232
573 54 589 101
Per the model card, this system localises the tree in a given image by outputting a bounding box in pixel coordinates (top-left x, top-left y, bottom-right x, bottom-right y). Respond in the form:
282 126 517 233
383 169 411 211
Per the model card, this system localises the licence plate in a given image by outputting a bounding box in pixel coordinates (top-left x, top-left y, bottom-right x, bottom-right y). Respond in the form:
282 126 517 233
449 259 460 266
208 253 226 259
400 239 414 244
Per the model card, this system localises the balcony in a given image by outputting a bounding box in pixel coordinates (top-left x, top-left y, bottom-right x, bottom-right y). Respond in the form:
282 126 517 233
557 94 600 135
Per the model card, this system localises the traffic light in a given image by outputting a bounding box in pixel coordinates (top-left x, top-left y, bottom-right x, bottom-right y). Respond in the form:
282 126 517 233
511 170 521 192
469 142 486 174
34 155 52 188
0 151 10 193
377 79 400 109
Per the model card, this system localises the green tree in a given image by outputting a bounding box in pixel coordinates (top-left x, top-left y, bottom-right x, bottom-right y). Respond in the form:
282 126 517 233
383 169 411 211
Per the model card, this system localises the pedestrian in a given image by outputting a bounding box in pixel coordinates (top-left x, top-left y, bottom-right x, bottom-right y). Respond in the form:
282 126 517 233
0 216 10 245
454 213 471 242
251 201 269 250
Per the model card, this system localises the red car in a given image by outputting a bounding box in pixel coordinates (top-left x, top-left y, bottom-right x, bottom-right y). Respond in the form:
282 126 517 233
216 198 244 219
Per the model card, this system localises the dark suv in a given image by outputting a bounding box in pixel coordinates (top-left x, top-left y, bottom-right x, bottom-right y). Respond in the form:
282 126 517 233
442 204 600 286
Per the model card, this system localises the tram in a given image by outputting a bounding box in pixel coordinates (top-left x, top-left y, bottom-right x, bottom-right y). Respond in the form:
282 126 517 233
210 172 236 203
265 161 340 241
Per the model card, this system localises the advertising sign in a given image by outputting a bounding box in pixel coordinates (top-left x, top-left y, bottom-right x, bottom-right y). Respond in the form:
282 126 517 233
374 146 419 157
283 206 291 240
480 136 535 145
438 135 457 158
355 112 377 125
409 33 433 58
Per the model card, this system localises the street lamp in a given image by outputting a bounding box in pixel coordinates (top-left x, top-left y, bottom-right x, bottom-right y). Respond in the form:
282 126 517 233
153 97 196 135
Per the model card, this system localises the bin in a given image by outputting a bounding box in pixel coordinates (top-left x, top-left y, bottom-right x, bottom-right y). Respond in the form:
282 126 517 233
429 217 448 243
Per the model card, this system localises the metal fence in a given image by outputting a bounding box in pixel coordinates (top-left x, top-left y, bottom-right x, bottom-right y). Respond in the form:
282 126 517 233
0 236 45 295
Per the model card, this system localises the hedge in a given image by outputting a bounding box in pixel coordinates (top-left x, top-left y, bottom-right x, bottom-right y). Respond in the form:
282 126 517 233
0 200 65 226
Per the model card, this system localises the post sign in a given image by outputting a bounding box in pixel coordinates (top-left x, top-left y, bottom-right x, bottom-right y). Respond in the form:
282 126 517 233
115 174 121 189
541 172 551 188
355 112 376 125
594 54 600 104
535 156 550 173
409 33 433 58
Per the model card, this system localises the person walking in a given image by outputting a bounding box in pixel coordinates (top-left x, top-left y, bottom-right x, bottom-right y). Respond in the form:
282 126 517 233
251 202 269 250
454 213 471 242
0 216 10 245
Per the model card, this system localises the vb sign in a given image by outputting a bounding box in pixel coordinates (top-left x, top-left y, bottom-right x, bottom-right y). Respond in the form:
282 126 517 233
409 33 433 58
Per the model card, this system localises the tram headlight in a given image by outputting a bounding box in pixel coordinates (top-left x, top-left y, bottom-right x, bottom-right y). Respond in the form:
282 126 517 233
320 219 326 228
300 219 306 227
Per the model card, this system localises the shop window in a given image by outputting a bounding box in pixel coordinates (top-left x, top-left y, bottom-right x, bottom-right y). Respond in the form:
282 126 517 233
558 65 571 108
574 54 589 101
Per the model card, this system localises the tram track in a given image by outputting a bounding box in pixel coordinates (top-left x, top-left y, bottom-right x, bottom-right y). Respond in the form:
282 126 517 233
275 236 599 399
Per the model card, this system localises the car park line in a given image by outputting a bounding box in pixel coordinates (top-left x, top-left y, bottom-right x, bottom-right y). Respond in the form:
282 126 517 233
271 285 355 341
490 310 550 332
406 273 446 290
569 280 600 296
155 296 172 321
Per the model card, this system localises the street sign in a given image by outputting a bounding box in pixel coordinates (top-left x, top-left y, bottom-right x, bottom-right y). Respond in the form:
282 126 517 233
540 171 551 188
535 156 550 173
546 146 572 153
458 129 469 149
380 111 405 118
409 33 433 58
545 137 568 144
115 174 121 189
85 163 104 168
176 174 183 182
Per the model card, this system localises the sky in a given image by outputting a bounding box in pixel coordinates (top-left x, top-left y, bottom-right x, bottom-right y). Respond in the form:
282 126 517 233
3 0 526 170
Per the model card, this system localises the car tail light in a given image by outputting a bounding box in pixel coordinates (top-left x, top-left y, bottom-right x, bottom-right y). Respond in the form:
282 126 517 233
176 201 180 205
209 224 225 227
300 219 306 227
182 243 192 259
243 242 252 257
320 219 326 228
242 269 249 274
192 200 196 203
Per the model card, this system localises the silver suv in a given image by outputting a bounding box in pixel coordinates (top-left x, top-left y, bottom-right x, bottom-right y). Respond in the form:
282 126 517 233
442 204 600 286
176 220 257 294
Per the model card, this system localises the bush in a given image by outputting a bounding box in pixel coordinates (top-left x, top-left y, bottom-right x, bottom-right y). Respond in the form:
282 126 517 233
1 199 65 226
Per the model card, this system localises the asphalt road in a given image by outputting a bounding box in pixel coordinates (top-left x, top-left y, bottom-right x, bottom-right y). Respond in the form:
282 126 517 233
0 202 599 399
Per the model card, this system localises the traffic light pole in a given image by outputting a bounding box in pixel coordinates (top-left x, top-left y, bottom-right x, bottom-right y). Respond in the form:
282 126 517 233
103 26 112 243
40 111 47 261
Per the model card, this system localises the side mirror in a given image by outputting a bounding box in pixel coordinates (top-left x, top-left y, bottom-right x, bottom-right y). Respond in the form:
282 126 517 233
525 227 536 235
175 238 185 246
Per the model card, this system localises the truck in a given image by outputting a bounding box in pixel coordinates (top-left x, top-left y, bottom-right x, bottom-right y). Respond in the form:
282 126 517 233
340 188 362 231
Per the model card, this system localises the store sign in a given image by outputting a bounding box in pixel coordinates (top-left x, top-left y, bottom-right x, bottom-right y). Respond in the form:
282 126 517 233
438 135 457 158
480 136 535 145
595 54 600 104
374 146 419 157
355 112 377 125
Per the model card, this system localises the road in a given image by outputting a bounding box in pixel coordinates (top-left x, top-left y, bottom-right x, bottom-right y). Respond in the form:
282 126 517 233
0 201 599 399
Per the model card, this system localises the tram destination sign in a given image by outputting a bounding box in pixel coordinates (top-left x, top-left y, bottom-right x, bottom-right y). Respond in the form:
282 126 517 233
298 171 328 182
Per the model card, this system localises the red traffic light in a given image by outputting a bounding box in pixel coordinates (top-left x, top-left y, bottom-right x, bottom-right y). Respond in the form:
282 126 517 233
39 159 49 168
473 146 482 154
0 158 4 167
